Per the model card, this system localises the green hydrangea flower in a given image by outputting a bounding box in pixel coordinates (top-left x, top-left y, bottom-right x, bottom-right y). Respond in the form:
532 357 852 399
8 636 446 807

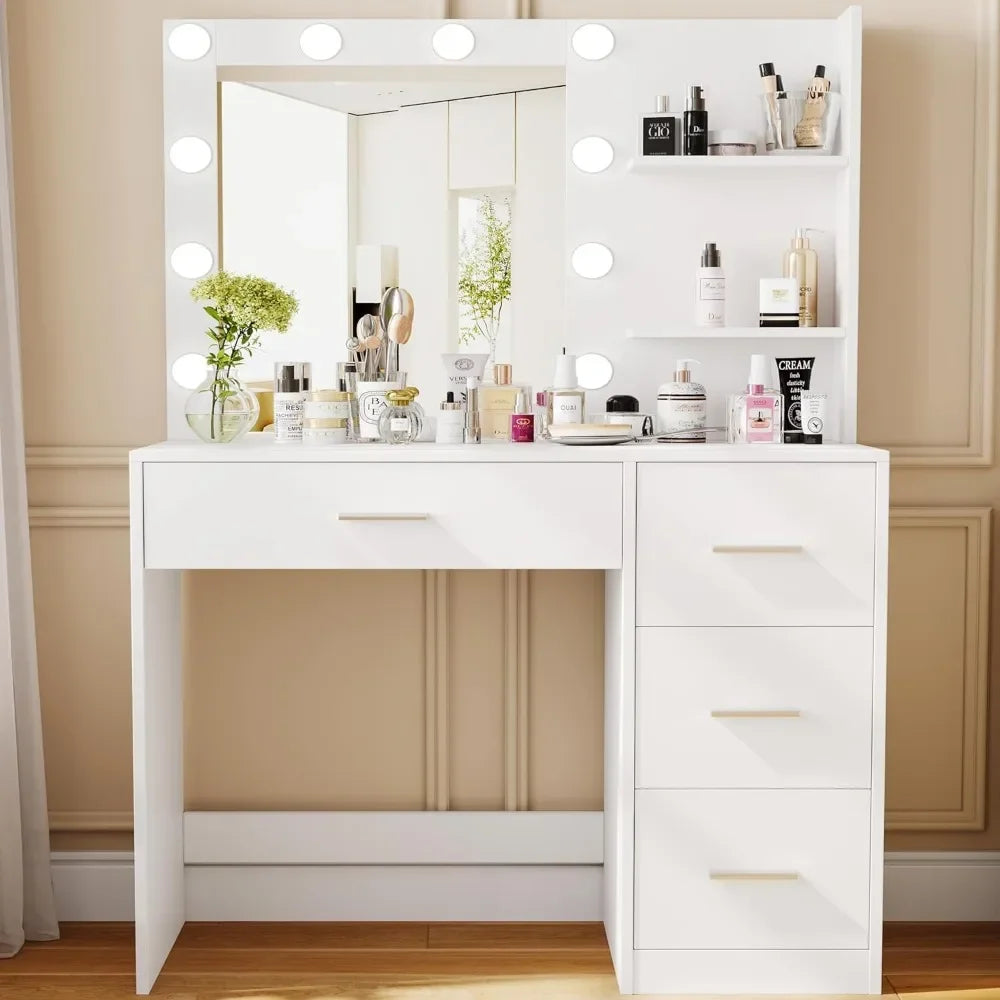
191 270 298 333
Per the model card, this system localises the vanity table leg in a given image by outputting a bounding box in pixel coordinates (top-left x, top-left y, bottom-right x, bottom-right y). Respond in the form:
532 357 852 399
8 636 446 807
131 566 184 994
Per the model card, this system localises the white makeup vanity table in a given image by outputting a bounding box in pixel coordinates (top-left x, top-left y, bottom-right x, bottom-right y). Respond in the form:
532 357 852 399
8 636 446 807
136 11 887 997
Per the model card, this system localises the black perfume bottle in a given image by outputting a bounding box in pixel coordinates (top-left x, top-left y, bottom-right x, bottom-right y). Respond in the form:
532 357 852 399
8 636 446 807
682 85 708 155
641 95 677 156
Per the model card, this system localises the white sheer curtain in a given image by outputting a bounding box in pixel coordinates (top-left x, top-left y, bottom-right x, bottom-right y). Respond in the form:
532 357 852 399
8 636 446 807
0 4 59 958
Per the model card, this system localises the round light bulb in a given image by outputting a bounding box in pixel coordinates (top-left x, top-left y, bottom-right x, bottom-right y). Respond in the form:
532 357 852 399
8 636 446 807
299 23 343 61
167 23 212 61
576 353 614 390
571 243 614 279
170 243 214 279
571 136 614 173
171 353 209 390
169 136 213 174
571 24 615 61
432 23 476 61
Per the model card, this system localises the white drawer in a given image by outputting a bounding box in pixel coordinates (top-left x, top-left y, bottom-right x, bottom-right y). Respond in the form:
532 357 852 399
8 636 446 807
141 462 623 569
636 463 876 626
636 627 873 789
634 789 871 951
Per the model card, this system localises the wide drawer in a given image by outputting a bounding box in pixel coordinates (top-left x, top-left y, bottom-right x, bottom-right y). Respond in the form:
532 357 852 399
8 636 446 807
636 627 874 789
141 462 623 569
634 789 871 950
637 463 877 626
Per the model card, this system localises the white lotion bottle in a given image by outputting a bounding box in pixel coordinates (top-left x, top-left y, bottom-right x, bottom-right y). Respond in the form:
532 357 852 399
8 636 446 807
696 242 725 327
657 358 707 441
273 363 303 443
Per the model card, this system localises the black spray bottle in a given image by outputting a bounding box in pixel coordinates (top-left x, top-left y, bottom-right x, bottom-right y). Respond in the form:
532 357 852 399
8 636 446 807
682 85 707 155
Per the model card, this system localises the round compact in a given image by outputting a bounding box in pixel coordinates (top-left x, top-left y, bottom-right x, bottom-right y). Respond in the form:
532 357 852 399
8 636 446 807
707 130 759 156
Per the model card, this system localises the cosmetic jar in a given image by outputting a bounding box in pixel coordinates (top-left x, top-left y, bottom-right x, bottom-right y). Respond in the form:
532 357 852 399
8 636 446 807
707 130 758 156
304 389 352 421
303 418 348 444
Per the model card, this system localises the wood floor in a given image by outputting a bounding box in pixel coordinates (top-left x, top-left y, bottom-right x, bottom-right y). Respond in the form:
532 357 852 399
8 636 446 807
2 922 1000 998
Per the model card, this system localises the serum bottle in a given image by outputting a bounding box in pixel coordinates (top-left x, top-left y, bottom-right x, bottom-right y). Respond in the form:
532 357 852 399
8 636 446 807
273 363 303 443
682 85 708 155
728 354 783 444
696 242 725 327
641 95 677 156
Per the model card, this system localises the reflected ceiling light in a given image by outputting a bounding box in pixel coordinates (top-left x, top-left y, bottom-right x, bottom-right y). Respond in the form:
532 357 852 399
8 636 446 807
572 136 614 173
171 353 208 390
170 242 214 279
432 23 476 61
577 353 614 390
169 136 213 174
571 243 614 279
571 24 615 60
167 23 212 61
299 23 343 61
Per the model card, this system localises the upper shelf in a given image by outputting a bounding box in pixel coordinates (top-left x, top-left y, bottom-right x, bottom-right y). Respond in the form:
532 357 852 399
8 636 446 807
626 327 847 340
626 155 848 173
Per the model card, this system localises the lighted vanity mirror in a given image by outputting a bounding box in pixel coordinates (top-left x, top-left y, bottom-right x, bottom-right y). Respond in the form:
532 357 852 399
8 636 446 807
218 68 566 402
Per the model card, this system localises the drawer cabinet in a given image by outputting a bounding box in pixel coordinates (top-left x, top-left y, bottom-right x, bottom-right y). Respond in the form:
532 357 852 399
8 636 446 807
636 627 874 789
634 789 871 951
142 462 623 569
636 463 876 626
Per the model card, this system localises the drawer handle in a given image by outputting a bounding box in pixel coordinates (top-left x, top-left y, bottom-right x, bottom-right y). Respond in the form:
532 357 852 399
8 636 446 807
712 545 804 554
338 513 430 522
709 871 800 882
711 709 802 719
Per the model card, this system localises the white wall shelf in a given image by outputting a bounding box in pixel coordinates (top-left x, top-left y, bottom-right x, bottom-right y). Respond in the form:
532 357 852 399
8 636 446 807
626 327 846 340
626 155 847 173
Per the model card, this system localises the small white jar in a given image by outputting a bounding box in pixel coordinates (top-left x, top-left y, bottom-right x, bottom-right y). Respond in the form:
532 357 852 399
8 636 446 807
435 393 466 445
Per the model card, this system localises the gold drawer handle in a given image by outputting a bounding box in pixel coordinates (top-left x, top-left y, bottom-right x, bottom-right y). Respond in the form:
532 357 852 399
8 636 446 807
711 710 802 719
337 513 430 522
710 871 800 882
712 545 804 554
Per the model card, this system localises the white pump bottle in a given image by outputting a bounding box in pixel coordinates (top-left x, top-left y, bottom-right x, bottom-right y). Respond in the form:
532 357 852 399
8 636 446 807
657 358 707 441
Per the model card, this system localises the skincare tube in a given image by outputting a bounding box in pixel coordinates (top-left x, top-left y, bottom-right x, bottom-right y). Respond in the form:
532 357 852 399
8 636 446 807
800 391 827 444
759 62 782 151
442 353 489 393
775 356 814 443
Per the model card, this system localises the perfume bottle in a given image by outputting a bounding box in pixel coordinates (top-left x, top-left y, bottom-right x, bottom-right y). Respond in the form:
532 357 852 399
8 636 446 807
727 354 783 444
478 364 528 441
510 391 535 443
641 95 677 156
378 387 422 444
546 349 585 428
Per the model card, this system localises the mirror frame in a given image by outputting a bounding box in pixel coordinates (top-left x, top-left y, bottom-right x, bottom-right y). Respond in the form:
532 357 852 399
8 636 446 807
163 18 615 437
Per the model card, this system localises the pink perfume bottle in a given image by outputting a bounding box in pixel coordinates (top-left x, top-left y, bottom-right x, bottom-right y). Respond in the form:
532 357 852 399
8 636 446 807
510 391 535 443
727 354 783 444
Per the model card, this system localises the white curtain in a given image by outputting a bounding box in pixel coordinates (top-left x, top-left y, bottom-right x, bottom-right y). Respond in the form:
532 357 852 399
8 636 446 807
0 4 59 957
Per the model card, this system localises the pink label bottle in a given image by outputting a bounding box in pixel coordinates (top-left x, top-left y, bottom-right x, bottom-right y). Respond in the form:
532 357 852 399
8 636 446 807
511 391 535 443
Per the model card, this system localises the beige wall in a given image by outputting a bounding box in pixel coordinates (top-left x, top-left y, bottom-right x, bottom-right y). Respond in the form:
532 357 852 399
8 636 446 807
10 0 999 855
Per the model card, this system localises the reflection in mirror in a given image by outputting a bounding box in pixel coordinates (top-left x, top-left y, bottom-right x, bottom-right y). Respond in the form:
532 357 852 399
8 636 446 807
220 68 566 402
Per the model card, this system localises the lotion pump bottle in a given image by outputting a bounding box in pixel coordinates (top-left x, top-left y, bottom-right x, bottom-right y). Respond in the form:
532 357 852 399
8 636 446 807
783 228 819 327
657 359 707 442
696 242 725 327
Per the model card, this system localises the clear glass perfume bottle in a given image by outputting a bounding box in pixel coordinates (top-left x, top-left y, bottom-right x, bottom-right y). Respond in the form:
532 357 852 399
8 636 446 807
378 387 423 444
727 354 784 444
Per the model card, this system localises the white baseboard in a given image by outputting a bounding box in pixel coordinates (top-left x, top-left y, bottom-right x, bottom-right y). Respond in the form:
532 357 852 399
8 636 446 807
51 851 1000 924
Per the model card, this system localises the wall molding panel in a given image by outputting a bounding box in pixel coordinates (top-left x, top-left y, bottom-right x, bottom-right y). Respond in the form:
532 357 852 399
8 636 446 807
886 507 991 830
876 0 999 466
28 505 129 529
48 810 133 833
504 569 530 810
26 446 131 469
424 569 449 810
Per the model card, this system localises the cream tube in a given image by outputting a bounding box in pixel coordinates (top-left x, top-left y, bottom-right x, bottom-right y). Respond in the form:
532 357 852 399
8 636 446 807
442 353 489 393
800 391 827 444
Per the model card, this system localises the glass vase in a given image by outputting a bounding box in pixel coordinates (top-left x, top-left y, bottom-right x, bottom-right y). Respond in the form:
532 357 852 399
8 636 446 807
185 376 259 444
